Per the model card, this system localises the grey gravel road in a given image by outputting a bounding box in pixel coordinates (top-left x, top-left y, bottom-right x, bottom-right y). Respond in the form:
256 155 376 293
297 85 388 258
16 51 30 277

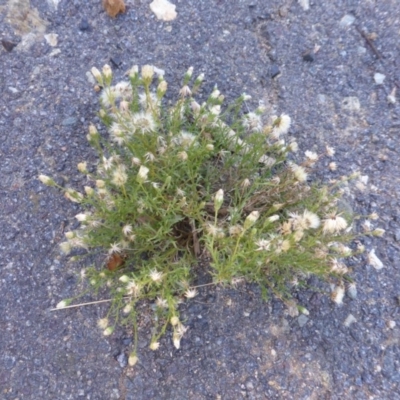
1 0 400 399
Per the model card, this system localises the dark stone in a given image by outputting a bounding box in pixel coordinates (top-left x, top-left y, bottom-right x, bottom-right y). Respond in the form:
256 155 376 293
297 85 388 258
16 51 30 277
303 51 315 62
271 64 280 78
1 39 18 52
110 56 123 68
78 18 90 31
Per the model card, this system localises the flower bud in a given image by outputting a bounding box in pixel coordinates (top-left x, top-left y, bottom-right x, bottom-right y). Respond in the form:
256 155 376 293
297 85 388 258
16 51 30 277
103 326 114 336
56 299 72 309
102 64 112 79
38 174 56 186
128 353 138 366
84 186 94 196
77 162 87 173
214 189 224 212
91 67 103 84
244 211 260 230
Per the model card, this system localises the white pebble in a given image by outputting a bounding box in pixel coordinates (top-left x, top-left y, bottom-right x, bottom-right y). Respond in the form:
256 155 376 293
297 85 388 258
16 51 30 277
387 320 396 329
340 14 356 27
344 314 357 327
374 73 386 85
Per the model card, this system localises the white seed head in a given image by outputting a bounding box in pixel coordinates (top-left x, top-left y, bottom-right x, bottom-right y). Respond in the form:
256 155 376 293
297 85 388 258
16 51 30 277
149 341 160 351
137 165 149 183
97 318 109 330
184 288 198 299
128 354 138 366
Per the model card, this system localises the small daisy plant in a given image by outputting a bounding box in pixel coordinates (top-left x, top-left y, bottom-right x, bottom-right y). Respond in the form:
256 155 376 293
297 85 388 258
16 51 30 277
40 65 384 364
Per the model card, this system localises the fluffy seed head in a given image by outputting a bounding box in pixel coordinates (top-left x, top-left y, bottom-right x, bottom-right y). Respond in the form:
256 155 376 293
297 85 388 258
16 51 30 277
323 214 348 234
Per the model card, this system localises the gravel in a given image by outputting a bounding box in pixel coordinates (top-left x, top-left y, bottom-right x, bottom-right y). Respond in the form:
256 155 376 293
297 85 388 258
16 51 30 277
1 0 400 399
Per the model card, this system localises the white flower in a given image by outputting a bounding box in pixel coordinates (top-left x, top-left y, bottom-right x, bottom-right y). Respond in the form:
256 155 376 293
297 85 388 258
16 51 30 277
302 210 320 229
368 249 384 270
322 214 348 234
326 145 335 157
177 151 188 161
173 131 197 148
329 162 337 171
258 155 276 167
290 163 308 182
329 258 348 274
305 150 318 162
184 288 198 298
97 318 109 329
144 152 156 162
267 215 280 223
179 85 192 97
272 114 291 136
255 239 271 251
132 112 156 133
149 341 160 351
149 269 163 282
131 157 141 166
75 213 89 222
141 65 154 80
108 242 122 255
137 165 149 183
155 297 168 309
111 165 128 186
243 112 262 132
113 81 132 100
122 225 133 236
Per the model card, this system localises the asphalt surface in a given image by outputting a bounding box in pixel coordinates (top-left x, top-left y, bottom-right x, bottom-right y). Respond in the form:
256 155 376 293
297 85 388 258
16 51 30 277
1 0 400 399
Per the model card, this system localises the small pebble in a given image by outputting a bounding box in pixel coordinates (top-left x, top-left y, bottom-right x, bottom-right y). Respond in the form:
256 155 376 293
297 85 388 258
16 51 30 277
78 18 90 31
116 352 127 368
110 56 122 68
298 314 309 327
61 117 78 126
302 51 314 62
342 96 360 111
387 320 396 329
270 64 280 79
340 14 355 27
344 314 357 327
374 73 386 85
2 39 18 52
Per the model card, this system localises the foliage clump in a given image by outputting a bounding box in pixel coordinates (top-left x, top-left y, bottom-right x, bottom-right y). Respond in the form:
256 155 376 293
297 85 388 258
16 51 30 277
40 65 376 363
